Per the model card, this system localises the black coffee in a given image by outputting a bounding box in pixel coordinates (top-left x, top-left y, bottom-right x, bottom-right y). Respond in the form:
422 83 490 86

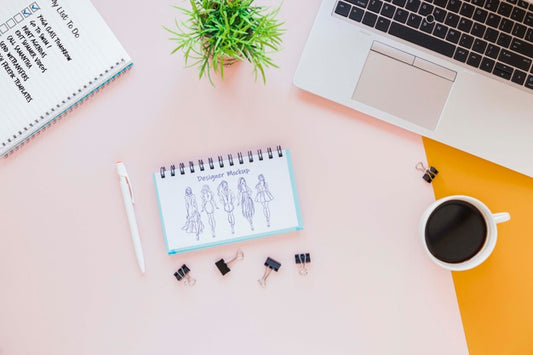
425 200 487 263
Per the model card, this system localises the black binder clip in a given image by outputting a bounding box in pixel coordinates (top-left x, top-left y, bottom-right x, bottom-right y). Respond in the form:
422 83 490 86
215 249 244 276
295 253 311 275
416 162 439 183
258 257 281 287
174 264 196 286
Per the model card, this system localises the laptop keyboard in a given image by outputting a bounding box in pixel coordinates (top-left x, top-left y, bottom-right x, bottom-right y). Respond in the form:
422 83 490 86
334 0 533 90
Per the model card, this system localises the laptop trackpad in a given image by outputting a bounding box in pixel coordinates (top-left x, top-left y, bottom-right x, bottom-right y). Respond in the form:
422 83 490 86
352 43 455 131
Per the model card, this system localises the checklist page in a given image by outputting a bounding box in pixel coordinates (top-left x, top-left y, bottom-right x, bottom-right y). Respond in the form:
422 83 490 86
0 0 131 155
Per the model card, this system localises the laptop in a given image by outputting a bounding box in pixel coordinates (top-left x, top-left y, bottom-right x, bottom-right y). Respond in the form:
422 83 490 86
294 0 533 177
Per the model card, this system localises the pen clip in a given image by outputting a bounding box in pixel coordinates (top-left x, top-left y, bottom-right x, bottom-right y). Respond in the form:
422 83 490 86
125 175 135 204
116 162 135 204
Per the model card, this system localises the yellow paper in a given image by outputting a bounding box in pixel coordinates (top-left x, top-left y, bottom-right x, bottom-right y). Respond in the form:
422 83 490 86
423 137 533 355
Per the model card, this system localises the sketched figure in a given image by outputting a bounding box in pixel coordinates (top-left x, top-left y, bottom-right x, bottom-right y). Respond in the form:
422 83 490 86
255 174 274 227
218 180 236 234
201 184 218 238
237 177 255 231
182 187 204 240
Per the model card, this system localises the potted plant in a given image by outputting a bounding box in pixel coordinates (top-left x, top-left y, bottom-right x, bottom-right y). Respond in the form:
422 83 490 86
164 0 284 84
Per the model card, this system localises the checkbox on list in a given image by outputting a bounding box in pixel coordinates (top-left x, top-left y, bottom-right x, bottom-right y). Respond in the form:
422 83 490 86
22 8 32 17
6 18 16 28
30 2 40 12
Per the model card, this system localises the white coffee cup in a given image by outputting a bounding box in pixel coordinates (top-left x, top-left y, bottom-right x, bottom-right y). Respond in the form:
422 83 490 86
419 195 510 271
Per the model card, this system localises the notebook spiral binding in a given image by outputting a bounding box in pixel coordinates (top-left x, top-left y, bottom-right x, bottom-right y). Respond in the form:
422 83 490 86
2 58 133 158
160 145 284 179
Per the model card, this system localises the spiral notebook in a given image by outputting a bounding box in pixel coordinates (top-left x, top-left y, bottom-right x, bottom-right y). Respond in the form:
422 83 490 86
153 147 303 254
0 0 132 157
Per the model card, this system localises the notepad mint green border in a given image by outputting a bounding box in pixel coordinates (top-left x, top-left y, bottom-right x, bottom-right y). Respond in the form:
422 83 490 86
154 149 303 255
2 62 134 157
153 172 172 254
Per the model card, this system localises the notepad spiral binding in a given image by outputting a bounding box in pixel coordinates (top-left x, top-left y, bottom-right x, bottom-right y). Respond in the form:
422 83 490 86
2 58 133 158
159 145 284 179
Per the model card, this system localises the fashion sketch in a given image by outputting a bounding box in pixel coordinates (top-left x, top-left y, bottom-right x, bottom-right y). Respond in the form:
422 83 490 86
217 180 236 234
182 187 204 240
255 174 274 227
237 177 255 231
201 184 218 238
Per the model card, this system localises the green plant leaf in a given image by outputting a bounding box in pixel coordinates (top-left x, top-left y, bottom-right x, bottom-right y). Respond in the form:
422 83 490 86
164 0 284 85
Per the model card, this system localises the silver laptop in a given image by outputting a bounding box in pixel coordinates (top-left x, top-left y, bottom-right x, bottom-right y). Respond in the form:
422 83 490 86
295 0 533 177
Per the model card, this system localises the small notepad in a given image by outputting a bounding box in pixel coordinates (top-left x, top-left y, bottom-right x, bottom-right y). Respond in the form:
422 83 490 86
0 0 132 157
153 147 303 254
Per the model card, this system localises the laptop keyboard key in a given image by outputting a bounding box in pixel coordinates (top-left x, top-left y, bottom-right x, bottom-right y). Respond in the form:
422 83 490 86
512 23 527 38
421 19 436 33
511 69 527 84
362 11 379 26
472 0 485 6
484 27 499 42
480 57 496 72
460 33 475 47
433 8 448 22
485 0 500 11
471 23 486 37
347 0 369 7
434 0 448 8
526 28 533 42
445 12 460 26
510 38 533 57
388 22 456 56
458 18 474 32
499 48 532 70
419 3 435 16
467 52 482 67
473 8 489 22
486 13 502 28
394 8 410 22
517 0 529 9
335 1 352 16
493 62 514 79
525 12 533 26
454 47 469 61
381 3 397 18
497 2 513 17
499 18 514 33
497 32 512 47
472 38 488 53
446 28 462 43
447 0 462 12
376 16 392 31
486 43 501 58
407 13 423 27
368 0 384 12
526 75 533 89
510 7 526 22
434 23 449 37
349 6 365 21
392 0 407 6
406 0 422 12
460 2 475 17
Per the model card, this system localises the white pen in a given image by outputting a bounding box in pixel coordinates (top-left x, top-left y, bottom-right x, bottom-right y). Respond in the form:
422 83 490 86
115 161 145 274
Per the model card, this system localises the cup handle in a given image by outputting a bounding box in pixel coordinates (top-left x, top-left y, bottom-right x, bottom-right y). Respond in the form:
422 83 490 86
493 212 510 224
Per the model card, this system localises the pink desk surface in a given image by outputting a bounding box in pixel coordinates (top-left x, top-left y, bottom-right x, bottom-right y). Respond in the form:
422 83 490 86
0 1 468 354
